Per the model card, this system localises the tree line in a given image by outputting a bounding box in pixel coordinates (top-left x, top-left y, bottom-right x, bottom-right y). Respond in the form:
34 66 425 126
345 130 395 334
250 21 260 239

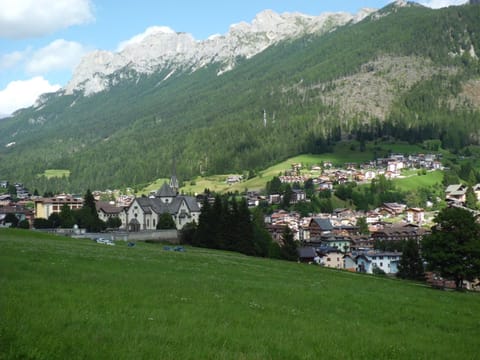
181 194 298 261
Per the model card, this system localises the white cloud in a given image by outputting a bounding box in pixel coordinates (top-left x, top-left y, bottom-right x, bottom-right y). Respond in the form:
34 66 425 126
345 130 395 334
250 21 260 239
0 50 28 71
419 0 468 8
0 0 94 39
117 26 175 52
25 39 89 74
0 77 61 115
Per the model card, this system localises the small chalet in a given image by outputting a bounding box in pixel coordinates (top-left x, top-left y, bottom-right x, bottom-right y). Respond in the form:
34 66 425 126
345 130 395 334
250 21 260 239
316 246 344 269
445 184 467 203
317 235 351 253
355 251 402 274
297 247 317 263
291 189 306 204
332 208 354 218
95 201 125 225
308 218 333 239
266 224 289 245
378 202 407 216
405 207 425 224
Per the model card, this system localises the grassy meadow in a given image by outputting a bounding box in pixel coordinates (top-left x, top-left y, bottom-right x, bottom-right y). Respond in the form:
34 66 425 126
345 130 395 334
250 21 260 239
173 141 427 195
39 170 71 179
1 229 479 359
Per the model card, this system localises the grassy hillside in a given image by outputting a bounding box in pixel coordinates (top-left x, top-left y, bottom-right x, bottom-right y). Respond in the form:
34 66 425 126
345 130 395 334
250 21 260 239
174 141 428 194
1 229 479 359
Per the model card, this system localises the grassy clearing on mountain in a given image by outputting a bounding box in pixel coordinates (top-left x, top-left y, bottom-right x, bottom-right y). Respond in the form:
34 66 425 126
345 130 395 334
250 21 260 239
171 141 431 194
40 169 71 179
1 229 479 359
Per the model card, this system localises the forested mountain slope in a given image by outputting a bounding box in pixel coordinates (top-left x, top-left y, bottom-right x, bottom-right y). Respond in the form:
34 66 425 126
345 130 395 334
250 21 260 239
1 2 480 192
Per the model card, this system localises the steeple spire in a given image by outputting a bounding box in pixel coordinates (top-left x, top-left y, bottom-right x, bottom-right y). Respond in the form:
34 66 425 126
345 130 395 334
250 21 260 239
169 157 179 194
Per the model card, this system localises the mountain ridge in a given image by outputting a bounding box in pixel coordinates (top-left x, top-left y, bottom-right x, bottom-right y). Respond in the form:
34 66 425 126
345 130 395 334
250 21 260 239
64 8 376 95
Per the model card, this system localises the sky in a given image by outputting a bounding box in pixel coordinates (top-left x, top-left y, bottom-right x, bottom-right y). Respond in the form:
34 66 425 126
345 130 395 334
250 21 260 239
0 0 469 117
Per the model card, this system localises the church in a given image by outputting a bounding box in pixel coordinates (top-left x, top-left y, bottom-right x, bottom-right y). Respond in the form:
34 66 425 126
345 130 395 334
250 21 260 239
125 173 200 231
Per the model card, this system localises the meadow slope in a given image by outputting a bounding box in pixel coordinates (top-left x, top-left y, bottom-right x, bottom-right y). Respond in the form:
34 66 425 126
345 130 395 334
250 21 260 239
1 229 479 359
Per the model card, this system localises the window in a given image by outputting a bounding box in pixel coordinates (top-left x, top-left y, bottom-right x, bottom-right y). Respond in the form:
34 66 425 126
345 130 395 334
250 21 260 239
380 262 383 267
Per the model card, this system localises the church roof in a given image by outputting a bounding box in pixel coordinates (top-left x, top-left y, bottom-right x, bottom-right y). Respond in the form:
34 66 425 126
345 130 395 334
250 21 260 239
155 183 176 198
134 195 200 216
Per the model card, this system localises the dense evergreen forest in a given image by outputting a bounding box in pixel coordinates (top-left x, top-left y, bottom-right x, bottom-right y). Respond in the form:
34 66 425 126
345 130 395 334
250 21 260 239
1 3 480 193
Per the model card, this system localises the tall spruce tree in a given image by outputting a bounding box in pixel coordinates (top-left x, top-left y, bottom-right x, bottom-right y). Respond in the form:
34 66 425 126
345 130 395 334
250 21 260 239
236 198 255 256
422 207 480 290
194 198 212 248
280 226 298 261
397 239 424 281
223 197 239 252
251 207 274 257
465 186 478 210
211 195 224 249
84 189 97 216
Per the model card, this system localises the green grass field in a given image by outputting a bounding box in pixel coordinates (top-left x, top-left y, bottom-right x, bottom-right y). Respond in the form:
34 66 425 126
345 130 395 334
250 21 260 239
1 229 479 359
39 169 71 179
394 170 444 191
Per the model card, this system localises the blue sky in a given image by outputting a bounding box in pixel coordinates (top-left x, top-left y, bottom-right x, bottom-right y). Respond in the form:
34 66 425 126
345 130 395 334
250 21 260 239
0 0 469 116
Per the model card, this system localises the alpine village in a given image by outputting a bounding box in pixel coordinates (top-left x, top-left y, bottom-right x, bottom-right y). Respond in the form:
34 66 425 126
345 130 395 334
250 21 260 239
2 1 480 359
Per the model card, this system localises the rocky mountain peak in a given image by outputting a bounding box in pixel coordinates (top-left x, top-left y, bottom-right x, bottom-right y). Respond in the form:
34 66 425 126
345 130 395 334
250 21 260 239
64 8 376 96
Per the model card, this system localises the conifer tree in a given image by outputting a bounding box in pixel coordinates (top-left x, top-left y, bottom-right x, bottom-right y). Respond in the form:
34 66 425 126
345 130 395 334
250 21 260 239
157 212 176 229
465 186 478 210
397 239 424 281
193 198 212 248
236 198 255 256
280 226 298 261
223 197 239 252
422 207 480 290
84 189 97 216
211 195 224 249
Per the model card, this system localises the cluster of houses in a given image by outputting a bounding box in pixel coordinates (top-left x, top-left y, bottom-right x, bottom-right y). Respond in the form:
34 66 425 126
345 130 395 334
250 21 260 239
271 153 443 188
265 205 429 275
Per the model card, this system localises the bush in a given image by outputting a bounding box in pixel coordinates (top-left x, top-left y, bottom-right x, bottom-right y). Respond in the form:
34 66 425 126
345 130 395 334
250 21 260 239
18 219 30 229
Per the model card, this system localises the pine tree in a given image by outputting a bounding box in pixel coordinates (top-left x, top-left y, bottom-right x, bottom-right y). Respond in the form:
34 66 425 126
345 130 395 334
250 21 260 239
236 198 255 256
251 207 273 257
211 195 224 249
465 186 478 210
422 207 480 290
193 198 212 248
280 226 298 261
397 239 424 281
59 203 75 228
157 212 176 229
84 189 97 216
223 197 238 252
